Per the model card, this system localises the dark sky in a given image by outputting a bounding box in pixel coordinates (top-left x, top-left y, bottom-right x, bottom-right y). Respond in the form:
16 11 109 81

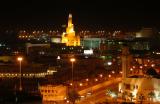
0 0 160 28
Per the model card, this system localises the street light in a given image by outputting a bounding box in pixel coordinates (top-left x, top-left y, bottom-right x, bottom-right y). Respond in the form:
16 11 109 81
57 56 61 67
70 58 75 86
17 57 23 91
107 61 112 66
57 56 60 60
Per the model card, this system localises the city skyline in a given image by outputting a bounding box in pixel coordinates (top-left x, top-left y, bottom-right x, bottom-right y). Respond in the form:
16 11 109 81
0 1 160 104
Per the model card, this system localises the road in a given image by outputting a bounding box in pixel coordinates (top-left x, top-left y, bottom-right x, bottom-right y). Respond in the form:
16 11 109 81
77 78 121 104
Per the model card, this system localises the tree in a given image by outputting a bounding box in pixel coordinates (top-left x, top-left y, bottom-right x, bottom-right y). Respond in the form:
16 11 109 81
139 94 144 104
129 93 134 102
122 91 127 101
68 89 80 104
148 91 155 102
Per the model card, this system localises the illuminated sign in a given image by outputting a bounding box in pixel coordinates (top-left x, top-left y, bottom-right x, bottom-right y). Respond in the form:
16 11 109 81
84 50 93 55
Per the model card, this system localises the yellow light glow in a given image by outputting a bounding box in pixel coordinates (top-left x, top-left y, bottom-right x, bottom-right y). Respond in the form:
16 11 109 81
67 100 70 103
151 64 155 67
99 74 103 78
86 78 89 81
95 78 98 81
132 89 138 98
112 71 115 74
61 14 80 46
79 83 83 86
70 58 75 62
120 71 122 74
17 57 23 61
140 66 143 69
130 68 133 71
57 56 60 60
70 83 73 86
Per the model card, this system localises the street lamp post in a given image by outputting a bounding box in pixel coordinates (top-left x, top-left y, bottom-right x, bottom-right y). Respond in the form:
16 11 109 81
17 57 23 91
70 58 75 87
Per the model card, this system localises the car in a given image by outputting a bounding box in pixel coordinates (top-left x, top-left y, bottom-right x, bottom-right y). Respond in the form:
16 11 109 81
80 95 85 100
86 92 92 96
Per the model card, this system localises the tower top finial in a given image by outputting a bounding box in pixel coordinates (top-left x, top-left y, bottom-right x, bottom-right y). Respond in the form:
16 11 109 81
68 13 73 27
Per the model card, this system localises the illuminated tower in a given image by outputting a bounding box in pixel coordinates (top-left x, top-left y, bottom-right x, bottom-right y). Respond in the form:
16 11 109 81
66 14 74 34
121 46 132 79
62 14 80 46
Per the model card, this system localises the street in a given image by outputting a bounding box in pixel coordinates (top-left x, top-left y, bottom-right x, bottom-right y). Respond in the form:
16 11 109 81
77 78 121 104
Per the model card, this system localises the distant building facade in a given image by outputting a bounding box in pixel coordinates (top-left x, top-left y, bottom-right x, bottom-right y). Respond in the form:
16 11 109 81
81 37 103 49
39 85 67 102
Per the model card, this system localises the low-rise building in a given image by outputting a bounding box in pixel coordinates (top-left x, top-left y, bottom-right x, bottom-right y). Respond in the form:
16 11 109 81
39 85 68 103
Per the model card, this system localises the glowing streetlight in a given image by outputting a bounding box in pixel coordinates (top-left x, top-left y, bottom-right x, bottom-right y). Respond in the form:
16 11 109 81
70 83 73 86
70 58 75 86
140 66 143 69
79 83 83 86
94 78 98 82
86 78 89 81
57 56 61 67
130 68 133 71
99 74 103 78
66 100 70 103
17 57 23 91
151 64 155 67
119 71 122 74
70 58 75 63
111 71 115 74
57 56 60 60
107 61 112 66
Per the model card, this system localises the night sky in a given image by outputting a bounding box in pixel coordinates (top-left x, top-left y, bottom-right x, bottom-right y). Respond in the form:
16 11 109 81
0 0 160 28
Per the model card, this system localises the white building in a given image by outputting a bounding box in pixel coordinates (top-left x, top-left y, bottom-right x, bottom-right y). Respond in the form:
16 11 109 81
119 46 160 103
119 74 160 103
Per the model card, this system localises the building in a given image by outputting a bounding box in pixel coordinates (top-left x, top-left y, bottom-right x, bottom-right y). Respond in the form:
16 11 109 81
119 46 160 103
51 36 62 43
81 37 103 49
61 14 80 46
39 85 68 103
119 68 160 103
136 28 155 38
26 43 50 55
121 46 132 79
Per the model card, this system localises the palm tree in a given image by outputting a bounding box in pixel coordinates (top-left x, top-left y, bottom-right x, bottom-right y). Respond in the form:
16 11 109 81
68 89 80 104
122 91 127 101
129 93 134 102
139 94 144 104
148 91 155 102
